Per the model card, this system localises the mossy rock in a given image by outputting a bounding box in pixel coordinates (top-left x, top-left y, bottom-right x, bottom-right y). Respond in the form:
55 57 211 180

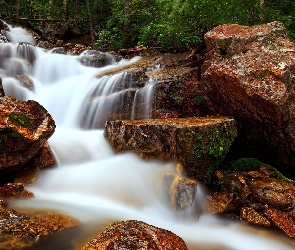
230 158 293 183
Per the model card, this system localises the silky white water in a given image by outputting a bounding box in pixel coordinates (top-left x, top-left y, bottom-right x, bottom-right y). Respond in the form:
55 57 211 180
0 23 293 249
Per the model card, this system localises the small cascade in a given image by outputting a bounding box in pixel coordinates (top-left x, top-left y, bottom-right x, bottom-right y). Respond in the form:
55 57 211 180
0 42 38 99
131 64 164 119
131 78 155 119
3 22 36 45
33 53 84 85
80 72 138 128
16 43 37 63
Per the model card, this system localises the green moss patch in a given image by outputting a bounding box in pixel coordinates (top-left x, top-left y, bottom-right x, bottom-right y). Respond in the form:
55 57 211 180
8 112 37 131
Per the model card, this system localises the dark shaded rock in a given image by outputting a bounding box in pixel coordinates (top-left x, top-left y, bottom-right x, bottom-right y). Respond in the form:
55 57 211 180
205 192 242 214
0 20 9 31
119 45 162 58
230 158 291 182
80 220 187 250
104 117 237 182
50 47 68 54
201 21 295 177
265 208 295 238
163 173 197 211
0 183 34 198
0 78 5 96
37 40 54 50
14 164 38 184
0 199 8 208
0 96 55 172
249 178 295 208
14 142 55 184
240 207 270 227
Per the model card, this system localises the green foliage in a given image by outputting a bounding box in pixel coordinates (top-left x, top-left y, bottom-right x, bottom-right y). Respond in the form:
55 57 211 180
5 0 295 51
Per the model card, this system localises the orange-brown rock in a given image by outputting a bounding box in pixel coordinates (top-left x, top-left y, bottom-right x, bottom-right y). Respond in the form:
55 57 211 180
249 178 295 208
80 220 187 250
0 183 34 198
104 117 237 181
0 209 79 249
202 21 295 176
240 207 270 227
264 208 295 238
0 96 55 172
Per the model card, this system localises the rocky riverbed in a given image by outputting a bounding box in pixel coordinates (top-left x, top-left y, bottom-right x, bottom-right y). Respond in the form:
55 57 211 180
0 19 295 249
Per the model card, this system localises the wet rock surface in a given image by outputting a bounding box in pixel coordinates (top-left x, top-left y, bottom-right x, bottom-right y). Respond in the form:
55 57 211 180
0 183 34 198
207 158 295 238
264 208 295 238
0 96 55 172
79 50 117 68
0 208 79 249
80 220 187 250
104 117 237 181
163 173 197 211
240 207 271 227
201 21 295 176
249 178 295 208
82 52 206 128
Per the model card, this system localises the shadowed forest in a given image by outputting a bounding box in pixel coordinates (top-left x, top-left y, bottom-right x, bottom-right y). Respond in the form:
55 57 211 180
2 0 295 52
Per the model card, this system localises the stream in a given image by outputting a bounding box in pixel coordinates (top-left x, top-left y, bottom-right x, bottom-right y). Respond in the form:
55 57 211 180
0 22 293 250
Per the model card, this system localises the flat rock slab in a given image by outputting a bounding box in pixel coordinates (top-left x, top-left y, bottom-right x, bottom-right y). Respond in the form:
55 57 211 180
104 117 237 182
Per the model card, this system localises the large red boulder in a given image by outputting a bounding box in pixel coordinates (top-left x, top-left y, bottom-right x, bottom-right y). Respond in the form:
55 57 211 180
201 21 295 177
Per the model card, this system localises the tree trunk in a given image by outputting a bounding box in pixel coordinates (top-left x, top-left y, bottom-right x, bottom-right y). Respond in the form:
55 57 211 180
63 0 68 20
85 0 95 43
16 0 21 18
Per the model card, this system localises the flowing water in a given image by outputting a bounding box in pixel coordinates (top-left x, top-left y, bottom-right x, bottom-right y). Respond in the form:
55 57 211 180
0 23 293 250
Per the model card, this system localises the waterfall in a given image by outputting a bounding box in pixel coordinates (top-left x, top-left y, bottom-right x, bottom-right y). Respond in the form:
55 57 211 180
0 24 292 250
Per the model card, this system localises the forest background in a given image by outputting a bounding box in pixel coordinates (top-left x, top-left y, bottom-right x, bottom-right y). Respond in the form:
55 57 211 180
1 0 295 52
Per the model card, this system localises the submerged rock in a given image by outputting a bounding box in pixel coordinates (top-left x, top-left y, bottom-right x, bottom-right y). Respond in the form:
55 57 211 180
0 209 79 249
79 50 116 68
16 74 34 90
104 117 237 182
205 192 242 214
0 96 55 173
202 21 295 177
80 220 187 250
163 173 197 211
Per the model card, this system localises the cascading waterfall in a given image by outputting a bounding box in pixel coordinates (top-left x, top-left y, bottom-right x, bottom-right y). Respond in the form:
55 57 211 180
0 23 293 250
